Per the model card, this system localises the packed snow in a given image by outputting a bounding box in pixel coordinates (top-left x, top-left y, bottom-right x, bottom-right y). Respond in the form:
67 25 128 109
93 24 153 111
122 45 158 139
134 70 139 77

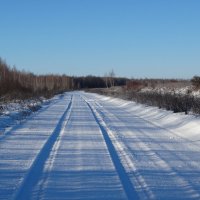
0 91 200 200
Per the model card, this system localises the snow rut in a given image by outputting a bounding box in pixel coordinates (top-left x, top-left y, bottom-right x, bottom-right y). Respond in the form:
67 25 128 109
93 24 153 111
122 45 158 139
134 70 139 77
93 98 200 199
13 95 73 200
85 98 139 200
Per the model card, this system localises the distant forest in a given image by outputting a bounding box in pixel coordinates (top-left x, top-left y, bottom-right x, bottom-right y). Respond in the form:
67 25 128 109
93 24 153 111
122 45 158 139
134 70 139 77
1 58 200 104
0 58 127 100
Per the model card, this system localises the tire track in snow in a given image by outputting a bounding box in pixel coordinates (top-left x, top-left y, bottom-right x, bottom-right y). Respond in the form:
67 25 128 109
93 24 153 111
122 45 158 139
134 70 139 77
34 95 73 200
93 99 200 199
13 95 73 200
93 104 156 200
84 98 139 200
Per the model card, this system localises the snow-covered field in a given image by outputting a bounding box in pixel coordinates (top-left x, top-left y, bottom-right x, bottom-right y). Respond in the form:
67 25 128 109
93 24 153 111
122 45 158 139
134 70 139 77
140 85 200 97
0 91 200 200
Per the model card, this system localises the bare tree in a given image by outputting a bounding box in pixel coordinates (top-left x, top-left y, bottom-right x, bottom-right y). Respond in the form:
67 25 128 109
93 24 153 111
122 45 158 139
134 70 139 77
109 69 115 87
103 73 109 88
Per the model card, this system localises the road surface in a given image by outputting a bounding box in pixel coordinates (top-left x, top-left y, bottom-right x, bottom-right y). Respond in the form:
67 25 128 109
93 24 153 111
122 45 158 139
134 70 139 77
0 92 200 200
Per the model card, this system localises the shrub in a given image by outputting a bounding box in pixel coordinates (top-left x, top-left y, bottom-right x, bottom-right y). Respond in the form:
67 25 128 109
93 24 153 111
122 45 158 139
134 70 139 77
191 76 200 89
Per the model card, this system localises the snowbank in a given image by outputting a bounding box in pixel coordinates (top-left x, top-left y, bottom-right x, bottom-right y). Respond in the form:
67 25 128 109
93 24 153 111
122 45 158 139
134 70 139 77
92 93 200 141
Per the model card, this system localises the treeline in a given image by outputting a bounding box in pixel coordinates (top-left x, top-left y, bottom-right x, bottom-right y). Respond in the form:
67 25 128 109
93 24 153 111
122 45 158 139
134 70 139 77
73 76 127 89
0 58 127 100
0 58 73 99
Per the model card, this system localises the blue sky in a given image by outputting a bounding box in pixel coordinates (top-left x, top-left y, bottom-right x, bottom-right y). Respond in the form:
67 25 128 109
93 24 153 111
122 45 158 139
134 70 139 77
0 0 200 78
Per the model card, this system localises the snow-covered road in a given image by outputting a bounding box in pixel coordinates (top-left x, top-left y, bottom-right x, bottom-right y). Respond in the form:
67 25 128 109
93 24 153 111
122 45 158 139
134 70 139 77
1 92 200 200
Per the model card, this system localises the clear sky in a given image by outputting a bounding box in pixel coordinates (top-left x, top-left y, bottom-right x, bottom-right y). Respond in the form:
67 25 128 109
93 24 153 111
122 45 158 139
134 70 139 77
0 0 200 78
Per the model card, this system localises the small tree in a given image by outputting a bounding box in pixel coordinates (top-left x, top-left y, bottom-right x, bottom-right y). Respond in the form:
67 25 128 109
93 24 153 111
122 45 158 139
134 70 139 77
191 76 200 89
103 73 109 88
109 69 115 87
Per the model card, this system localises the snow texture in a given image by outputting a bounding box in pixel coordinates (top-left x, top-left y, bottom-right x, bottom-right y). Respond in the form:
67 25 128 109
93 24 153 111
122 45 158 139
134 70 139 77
0 91 200 200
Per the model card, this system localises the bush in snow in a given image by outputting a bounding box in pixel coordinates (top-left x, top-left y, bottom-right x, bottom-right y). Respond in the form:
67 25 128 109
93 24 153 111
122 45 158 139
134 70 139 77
191 76 200 89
